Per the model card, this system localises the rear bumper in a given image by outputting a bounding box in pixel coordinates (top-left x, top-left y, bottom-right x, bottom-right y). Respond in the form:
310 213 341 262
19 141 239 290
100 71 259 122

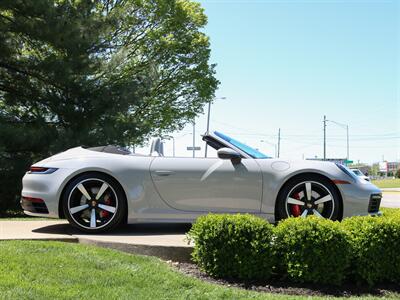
21 168 75 218
20 196 49 214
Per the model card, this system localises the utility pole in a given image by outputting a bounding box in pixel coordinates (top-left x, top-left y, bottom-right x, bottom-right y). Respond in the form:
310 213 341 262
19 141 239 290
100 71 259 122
205 102 211 158
204 97 226 157
325 117 350 161
323 115 326 160
172 137 175 157
192 121 196 158
277 128 281 158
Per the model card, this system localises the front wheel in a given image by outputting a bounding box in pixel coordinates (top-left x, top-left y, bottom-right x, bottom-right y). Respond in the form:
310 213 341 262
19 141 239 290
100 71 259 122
275 174 342 222
62 172 127 233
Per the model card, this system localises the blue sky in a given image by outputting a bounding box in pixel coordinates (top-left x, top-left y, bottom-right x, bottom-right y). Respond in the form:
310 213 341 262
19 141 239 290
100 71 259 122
143 0 399 164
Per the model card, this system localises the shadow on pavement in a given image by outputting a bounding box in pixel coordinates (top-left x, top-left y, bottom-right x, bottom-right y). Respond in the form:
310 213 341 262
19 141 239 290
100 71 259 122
32 222 192 236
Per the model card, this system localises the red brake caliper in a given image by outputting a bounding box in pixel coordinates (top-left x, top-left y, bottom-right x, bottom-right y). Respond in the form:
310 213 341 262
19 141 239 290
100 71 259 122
100 195 111 219
290 193 301 217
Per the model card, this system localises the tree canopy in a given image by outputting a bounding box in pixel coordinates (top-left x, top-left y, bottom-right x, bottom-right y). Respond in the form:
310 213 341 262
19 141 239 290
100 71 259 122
0 0 218 212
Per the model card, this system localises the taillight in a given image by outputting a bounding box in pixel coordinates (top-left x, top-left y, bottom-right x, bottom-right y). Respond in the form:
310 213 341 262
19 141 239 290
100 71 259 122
29 166 58 174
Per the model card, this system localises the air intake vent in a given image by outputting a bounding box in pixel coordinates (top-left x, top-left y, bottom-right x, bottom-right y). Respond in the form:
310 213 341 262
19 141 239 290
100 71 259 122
368 194 382 213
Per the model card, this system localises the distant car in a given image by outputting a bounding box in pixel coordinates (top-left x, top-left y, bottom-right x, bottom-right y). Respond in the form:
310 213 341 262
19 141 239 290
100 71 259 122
21 131 382 233
350 169 370 181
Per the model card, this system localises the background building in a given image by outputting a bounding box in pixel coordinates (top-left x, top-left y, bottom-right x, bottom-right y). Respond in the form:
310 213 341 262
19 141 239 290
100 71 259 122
379 161 400 177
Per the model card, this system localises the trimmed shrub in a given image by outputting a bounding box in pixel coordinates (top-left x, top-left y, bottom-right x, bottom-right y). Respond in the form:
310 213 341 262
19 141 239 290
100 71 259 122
188 210 400 286
381 207 400 219
342 216 400 286
274 216 351 285
187 214 276 280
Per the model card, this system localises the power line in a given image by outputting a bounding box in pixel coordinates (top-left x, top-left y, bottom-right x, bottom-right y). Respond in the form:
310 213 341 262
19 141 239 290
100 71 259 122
211 119 398 139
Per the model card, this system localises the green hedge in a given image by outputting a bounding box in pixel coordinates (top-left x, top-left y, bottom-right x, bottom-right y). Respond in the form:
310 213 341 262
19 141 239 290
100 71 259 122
188 209 400 286
381 207 400 218
343 216 400 286
274 217 351 285
188 214 276 280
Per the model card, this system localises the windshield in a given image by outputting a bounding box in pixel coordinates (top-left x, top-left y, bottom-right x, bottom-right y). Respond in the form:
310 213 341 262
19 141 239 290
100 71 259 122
214 131 270 159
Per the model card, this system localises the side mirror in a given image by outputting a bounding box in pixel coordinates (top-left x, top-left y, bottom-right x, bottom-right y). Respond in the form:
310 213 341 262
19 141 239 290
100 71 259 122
217 148 241 164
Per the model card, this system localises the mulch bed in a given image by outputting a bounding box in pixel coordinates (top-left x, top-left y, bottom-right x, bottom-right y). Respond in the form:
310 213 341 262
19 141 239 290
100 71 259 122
170 262 400 297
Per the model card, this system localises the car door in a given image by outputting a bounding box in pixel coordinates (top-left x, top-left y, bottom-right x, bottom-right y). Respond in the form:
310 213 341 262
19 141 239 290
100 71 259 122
150 157 262 212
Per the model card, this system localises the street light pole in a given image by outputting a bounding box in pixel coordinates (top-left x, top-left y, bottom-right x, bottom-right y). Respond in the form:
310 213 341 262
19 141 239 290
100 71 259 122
346 124 349 161
204 97 226 157
192 120 195 158
205 101 211 158
206 101 211 133
172 137 175 157
277 128 281 158
323 115 326 160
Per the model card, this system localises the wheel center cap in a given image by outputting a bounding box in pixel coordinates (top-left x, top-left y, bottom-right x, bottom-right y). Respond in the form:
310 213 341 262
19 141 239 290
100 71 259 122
307 203 313 209
91 200 97 207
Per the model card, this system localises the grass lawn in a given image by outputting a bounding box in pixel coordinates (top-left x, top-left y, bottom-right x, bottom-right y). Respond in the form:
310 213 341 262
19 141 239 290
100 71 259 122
0 241 399 300
372 178 400 189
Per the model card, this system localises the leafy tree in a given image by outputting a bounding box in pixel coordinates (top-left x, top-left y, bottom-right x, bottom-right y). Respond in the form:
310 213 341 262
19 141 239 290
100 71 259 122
0 0 218 213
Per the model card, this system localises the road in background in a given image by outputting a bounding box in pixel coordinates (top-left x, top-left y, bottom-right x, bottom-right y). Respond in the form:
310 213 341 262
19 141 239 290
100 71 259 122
381 192 400 208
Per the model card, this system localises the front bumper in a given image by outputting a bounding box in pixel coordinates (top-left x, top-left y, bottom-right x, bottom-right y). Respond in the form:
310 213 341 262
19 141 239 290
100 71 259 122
338 180 382 218
368 194 382 214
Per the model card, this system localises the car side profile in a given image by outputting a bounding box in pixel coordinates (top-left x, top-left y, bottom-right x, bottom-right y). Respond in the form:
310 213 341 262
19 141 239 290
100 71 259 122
21 131 382 233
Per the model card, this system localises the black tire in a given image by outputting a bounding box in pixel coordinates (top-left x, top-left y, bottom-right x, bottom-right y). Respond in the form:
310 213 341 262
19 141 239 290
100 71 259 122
275 174 342 222
62 172 127 233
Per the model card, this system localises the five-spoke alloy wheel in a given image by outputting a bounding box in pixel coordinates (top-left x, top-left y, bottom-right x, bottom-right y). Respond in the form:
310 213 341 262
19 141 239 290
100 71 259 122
276 174 341 221
63 173 126 233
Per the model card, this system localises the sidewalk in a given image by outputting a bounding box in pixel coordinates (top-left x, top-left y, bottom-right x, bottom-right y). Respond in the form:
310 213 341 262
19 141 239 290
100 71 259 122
381 188 400 192
0 220 75 241
0 221 193 262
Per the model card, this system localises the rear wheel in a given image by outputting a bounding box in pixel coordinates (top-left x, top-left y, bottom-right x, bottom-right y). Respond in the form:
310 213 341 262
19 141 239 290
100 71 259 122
276 174 341 222
62 172 127 233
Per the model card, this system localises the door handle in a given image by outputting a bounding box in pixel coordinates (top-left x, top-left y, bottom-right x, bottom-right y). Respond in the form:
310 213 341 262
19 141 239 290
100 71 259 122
154 170 175 176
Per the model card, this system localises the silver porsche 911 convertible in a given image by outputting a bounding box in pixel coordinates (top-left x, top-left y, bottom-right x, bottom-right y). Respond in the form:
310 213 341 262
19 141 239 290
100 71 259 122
21 131 382 233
